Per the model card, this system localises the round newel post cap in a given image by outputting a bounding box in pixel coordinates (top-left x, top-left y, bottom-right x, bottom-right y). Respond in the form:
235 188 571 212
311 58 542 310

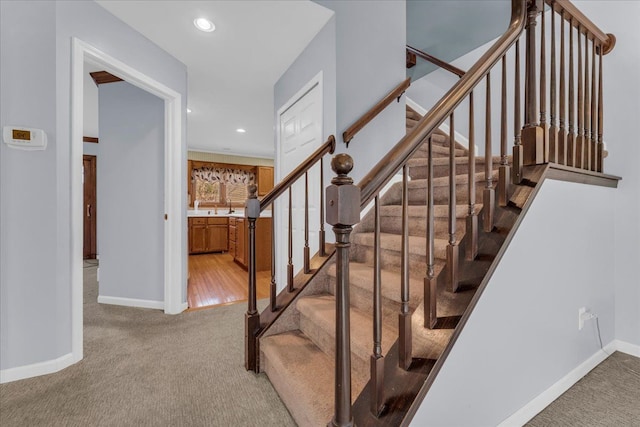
331 153 354 185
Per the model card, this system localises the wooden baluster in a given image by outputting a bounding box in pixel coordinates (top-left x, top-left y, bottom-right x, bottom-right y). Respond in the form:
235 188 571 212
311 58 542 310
327 154 359 427
576 26 584 169
483 74 495 233
370 196 384 416
567 18 576 167
498 55 510 207
399 165 412 369
304 171 310 273
539 5 549 162
466 93 478 261
245 184 260 372
584 33 591 171
270 201 277 311
425 135 437 329
447 113 459 293
319 158 326 256
590 39 597 171
522 0 544 165
513 39 523 184
558 11 567 165
597 46 604 172
287 187 294 292
549 7 559 163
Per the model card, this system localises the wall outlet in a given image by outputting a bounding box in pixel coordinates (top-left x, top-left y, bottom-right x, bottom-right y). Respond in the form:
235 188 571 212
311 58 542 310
578 307 588 330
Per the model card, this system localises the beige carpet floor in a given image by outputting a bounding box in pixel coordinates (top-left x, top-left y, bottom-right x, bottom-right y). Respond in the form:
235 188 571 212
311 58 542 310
0 264 296 426
527 351 640 426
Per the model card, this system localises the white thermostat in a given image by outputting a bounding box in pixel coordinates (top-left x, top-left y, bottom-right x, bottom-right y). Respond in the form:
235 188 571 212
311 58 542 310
3 126 47 150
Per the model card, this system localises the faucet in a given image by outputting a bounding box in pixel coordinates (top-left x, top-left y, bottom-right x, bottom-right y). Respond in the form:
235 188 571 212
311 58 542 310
194 200 200 211
227 198 234 214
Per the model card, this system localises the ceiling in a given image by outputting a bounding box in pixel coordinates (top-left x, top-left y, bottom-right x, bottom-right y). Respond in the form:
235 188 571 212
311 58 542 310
96 0 334 159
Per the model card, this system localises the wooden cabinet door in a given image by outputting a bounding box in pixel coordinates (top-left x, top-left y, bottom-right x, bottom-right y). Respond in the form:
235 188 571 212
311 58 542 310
257 166 274 196
207 225 228 252
235 218 246 267
190 223 207 254
83 155 97 259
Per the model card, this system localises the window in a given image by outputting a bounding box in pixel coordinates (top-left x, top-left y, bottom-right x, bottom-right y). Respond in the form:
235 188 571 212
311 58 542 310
189 161 255 207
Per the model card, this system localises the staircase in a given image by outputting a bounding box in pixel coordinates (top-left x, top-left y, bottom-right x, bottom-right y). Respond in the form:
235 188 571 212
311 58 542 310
244 1 618 425
259 106 501 426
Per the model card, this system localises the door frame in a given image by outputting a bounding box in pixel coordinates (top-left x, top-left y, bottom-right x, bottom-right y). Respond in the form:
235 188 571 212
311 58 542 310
274 71 323 292
70 38 185 361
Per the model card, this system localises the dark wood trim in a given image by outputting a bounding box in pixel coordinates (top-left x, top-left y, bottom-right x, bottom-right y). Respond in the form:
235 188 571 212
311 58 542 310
547 163 620 188
406 45 465 78
342 78 411 146
90 71 123 85
83 136 99 144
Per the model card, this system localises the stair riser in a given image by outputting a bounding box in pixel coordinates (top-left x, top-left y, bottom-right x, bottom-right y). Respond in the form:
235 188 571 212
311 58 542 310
352 243 446 279
383 183 484 206
359 215 465 237
328 280 403 330
299 312 371 383
409 162 499 180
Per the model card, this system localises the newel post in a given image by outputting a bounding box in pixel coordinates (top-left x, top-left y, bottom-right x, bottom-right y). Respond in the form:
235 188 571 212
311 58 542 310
245 184 260 373
522 0 547 166
326 154 360 427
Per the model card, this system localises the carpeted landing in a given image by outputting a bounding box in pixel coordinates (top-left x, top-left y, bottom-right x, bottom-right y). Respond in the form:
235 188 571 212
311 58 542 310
0 265 295 427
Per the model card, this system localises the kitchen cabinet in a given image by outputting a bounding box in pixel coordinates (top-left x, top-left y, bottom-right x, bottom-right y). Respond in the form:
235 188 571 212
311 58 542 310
257 166 274 196
189 217 228 254
229 216 272 271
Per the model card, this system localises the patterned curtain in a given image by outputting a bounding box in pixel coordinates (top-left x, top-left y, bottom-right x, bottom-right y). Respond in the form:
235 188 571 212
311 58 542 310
191 167 256 185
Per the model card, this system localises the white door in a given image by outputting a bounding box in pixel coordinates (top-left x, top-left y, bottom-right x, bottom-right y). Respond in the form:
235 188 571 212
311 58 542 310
276 79 323 291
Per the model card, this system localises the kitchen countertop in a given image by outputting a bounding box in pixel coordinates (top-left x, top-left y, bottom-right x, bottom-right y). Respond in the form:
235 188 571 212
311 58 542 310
187 209 272 218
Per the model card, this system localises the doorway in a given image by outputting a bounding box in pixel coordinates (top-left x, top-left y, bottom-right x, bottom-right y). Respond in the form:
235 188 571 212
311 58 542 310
71 38 185 362
83 155 97 260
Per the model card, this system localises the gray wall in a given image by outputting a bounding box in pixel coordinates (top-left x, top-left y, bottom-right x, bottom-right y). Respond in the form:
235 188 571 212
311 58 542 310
0 1 59 369
411 180 617 426
314 0 406 184
0 0 187 372
574 0 640 347
98 81 164 303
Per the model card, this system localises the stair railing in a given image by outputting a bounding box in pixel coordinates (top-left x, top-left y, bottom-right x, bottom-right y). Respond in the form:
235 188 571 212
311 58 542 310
342 78 411 147
245 135 336 372
326 0 616 424
406 45 466 78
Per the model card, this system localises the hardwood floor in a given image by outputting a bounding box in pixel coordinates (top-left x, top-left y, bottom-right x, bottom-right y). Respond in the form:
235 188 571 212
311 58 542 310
187 252 271 310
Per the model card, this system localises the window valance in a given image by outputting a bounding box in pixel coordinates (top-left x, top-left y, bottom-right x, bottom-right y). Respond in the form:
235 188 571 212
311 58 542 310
191 166 256 185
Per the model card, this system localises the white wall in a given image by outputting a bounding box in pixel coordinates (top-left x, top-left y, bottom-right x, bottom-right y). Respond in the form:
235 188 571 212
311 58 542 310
0 0 187 376
83 67 99 138
97 81 165 304
411 179 617 426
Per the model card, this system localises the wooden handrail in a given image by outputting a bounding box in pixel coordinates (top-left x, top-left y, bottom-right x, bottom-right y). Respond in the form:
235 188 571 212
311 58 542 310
406 45 465 77
358 0 527 208
342 78 411 146
548 0 616 54
259 135 336 212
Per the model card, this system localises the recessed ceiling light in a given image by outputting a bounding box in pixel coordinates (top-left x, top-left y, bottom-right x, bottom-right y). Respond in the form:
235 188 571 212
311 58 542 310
236 128 246 133
194 17 215 33
187 108 192 113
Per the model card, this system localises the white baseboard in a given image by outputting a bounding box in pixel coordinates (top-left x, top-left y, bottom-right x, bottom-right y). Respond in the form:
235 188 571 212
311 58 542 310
613 339 640 358
498 340 638 427
0 352 76 384
97 295 164 310
178 302 188 313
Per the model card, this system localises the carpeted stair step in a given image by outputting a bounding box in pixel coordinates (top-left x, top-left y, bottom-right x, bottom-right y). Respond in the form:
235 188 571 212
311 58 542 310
358 204 471 237
381 171 497 206
352 232 449 278
297 294 396 384
326 262 425 321
407 155 503 180
261 330 364 427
